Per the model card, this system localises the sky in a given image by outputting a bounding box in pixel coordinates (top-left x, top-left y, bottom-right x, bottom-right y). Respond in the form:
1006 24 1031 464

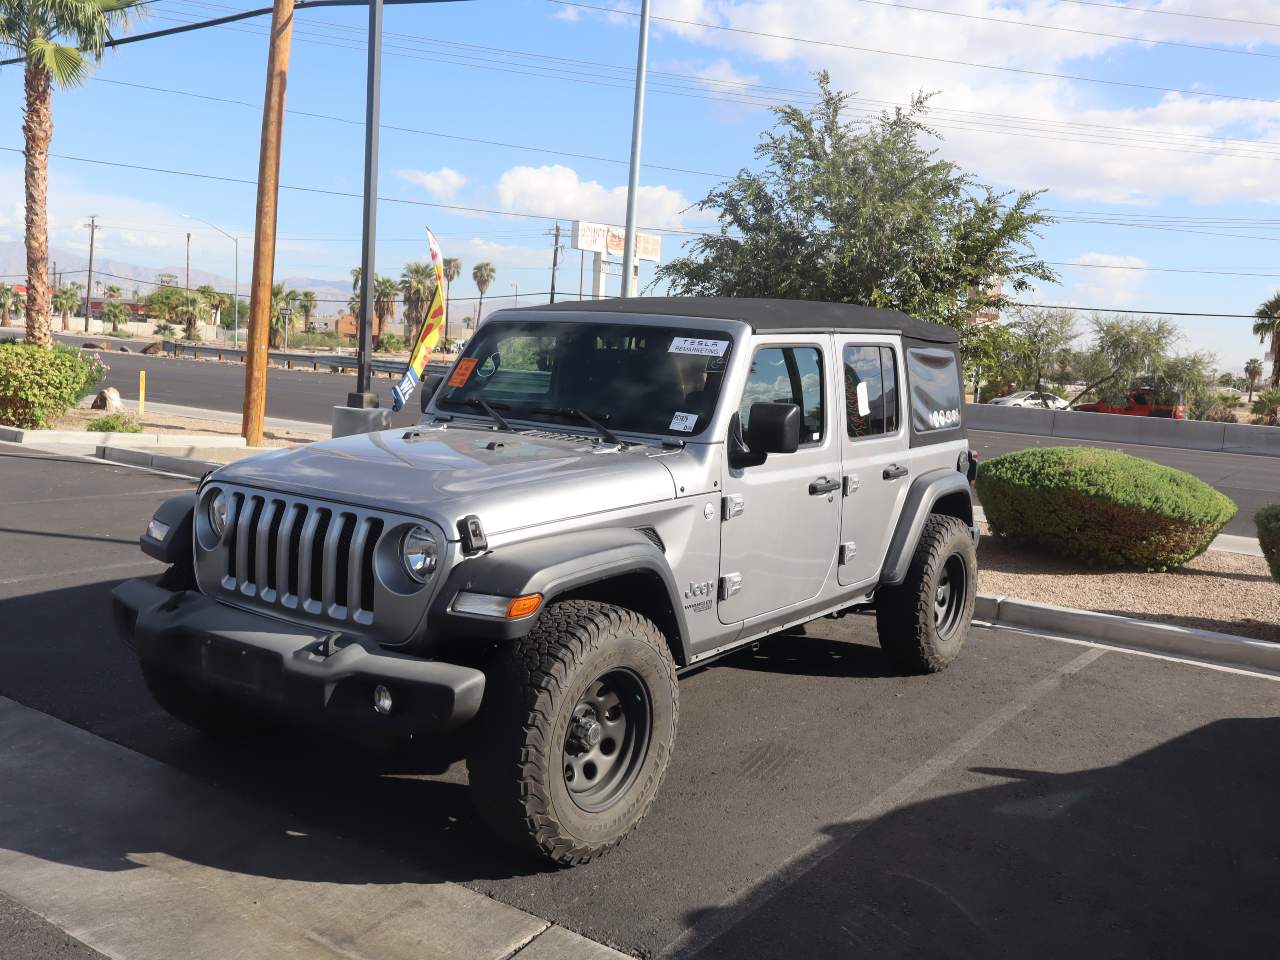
2 0 1280 371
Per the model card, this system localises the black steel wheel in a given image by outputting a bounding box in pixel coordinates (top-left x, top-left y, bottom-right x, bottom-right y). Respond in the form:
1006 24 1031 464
876 514 977 674
562 669 652 813
467 600 679 866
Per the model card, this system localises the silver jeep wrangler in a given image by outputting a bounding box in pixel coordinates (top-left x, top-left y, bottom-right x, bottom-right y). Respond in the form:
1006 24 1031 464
114 297 978 865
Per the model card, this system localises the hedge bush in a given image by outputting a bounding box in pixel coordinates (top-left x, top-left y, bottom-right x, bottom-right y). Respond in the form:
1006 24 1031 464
976 446 1237 570
1257 506 1280 584
0 342 105 429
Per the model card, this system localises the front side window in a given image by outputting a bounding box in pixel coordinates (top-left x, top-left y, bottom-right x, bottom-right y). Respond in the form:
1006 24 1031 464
906 346 962 433
436 320 732 437
843 345 898 439
739 346 825 443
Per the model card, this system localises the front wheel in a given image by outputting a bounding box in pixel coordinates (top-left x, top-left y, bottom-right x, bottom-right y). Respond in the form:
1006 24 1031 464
467 600 679 866
876 515 977 674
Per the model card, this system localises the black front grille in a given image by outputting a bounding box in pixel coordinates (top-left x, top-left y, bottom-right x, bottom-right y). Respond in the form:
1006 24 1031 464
221 493 384 623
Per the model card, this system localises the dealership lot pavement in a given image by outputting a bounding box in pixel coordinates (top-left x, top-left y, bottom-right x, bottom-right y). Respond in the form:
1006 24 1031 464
1 445 1278 958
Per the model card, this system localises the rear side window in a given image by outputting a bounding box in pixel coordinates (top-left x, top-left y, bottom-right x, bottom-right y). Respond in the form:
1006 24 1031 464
906 347 962 432
843 345 898 439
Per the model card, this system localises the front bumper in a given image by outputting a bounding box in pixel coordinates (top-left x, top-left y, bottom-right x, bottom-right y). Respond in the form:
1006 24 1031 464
112 578 486 734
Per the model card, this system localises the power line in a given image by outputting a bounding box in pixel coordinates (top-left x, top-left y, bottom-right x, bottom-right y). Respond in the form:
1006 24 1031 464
548 0 1278 105
1011 303 1263 318
849 0 1280 60
1050 261 1280 279
1048 0 1280 31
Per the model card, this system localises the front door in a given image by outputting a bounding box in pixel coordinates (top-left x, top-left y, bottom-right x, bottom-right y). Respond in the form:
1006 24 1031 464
718 338 841 624
835 336 911 586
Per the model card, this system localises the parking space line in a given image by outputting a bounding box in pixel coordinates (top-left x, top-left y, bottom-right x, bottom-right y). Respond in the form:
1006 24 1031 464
3 487 193 507
664 647 1106 959
0 558 162 586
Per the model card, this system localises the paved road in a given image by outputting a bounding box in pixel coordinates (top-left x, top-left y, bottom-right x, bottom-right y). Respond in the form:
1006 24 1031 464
2 446 1278 958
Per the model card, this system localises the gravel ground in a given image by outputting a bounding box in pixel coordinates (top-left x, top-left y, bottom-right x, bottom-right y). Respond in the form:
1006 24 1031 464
56 407 325 446
978 525 1280 642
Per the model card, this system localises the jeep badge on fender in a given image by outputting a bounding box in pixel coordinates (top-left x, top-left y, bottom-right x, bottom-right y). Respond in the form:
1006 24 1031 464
113 297 978 866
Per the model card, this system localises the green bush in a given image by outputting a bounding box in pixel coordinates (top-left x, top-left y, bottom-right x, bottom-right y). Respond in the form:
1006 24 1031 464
375 333 404 353
976 446 1237 570
87 412 143 434
1257 506 1280 584
0 342 105 429
53 343 106 402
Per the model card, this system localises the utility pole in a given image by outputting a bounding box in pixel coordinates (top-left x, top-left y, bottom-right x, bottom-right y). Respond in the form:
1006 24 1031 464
549 222 561 303
349 0 385 410
242 0 296 445
620 0 651 299
579 250 585 301
83 217 97 332
511 282 518 308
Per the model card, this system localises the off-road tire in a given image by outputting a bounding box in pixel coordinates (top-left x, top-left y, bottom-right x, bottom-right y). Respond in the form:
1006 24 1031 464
876 514 976 674
467 600 679 866
141 663 274 737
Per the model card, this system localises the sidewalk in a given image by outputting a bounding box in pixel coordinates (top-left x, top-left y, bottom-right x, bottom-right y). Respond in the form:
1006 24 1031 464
0 697 626 960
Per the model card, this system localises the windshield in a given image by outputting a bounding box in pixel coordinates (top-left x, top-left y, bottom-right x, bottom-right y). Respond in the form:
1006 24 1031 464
436 320 734 438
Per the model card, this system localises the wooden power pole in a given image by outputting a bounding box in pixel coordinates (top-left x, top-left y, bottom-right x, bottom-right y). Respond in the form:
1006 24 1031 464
241 0 296 445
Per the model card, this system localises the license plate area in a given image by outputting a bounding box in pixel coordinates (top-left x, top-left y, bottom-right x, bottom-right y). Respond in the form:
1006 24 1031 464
200 640 281 694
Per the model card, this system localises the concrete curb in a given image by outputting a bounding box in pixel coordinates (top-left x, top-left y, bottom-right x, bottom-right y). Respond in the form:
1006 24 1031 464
96 444 219 479
0 424 246 448
976 594 1280 675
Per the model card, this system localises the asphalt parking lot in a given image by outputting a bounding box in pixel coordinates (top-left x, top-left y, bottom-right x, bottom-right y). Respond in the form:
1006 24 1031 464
1 445 1278 958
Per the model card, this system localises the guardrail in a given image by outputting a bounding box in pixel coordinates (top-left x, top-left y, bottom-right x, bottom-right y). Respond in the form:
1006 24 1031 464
161 340 452 377
965 402 1280 458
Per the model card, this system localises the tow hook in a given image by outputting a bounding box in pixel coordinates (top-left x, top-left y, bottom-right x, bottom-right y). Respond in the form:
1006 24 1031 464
315 631 344 658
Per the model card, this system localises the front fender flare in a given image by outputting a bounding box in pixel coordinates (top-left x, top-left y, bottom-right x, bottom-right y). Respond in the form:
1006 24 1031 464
429 528 690 660
880 469 974 586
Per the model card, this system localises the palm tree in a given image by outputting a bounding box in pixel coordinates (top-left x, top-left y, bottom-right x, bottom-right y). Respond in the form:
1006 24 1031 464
1254 292 1280 389
100 299 128 334
472 262 495 330
296 290 317 332
51 284 80 331
268 283 298 348
175 292 207 341
1244 358 1264 403
2 0 140 346
442 256 461 342
399 261 435 342
1253 388 1280 427
0 284 14 326
373 275 399 344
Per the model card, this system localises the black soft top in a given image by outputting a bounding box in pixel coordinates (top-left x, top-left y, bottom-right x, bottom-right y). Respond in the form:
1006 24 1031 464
511 296 959 345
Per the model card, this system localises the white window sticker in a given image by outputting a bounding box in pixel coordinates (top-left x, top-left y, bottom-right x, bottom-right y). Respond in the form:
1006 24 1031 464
855 381 871 417
669 411 699 432
669 337 729 357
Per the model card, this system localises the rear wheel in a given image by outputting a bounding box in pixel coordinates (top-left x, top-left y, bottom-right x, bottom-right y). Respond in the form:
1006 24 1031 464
876 514 976 674
467 600 679 866
141 663 274 737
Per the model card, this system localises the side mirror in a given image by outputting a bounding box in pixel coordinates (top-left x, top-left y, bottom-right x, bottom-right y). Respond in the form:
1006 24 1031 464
746 402 801 455
419 372 445 414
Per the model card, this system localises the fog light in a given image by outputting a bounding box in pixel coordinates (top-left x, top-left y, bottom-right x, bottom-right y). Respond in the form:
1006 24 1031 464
373 684 393 716
146 518 171 542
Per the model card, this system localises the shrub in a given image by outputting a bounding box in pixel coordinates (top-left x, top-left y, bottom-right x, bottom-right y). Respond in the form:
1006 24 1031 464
1257 506 1280 584
53 343 107 403
376 333 404 353
88 412 143 434
0 342 104 429
976 446 1237 570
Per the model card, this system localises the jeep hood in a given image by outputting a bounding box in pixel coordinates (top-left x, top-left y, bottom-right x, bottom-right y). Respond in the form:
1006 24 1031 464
211 426 679 538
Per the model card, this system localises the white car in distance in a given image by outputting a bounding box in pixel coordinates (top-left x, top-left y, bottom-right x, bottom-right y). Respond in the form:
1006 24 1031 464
989 390 1070 410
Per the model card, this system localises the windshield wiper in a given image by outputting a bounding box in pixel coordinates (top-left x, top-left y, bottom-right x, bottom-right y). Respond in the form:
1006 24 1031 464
465 398 513 431
533 407 621 445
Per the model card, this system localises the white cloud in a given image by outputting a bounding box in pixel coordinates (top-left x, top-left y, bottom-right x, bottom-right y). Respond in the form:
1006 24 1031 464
396 166 468 200
495 163 696 229
1064 252 1149 306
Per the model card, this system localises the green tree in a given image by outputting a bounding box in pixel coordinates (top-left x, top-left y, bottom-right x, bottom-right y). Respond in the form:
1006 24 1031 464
103 284 122 300
143 285 186 321
100 299 128 334
656 73 1056 332
174 293 207 341
961 321 1027 402
1009 307 1077 392
1067 314 1181 405
399 262 436 342
372 275 399 344
1252 292 1280 389
442 256 461 340
0 284 15 326
1244 358 1263 403
269 283 298 349
472 261 495 329
296 290 316 332
51 284 80 331
195 284 223 326
1253 388 1280 426
1156 352 1218 420
1 0 141 346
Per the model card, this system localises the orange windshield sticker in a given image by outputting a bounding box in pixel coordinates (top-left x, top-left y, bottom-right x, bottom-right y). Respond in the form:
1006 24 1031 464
448 357 479 388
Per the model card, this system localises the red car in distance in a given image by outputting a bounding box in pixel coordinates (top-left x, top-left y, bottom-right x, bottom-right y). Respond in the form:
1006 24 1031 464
1072 388 1186 420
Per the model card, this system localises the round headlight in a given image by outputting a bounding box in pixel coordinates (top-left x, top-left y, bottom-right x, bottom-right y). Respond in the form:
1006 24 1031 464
401 525 438 583
208 490 229 538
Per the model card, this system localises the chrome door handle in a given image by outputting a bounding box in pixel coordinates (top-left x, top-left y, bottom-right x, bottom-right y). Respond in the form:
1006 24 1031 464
883 464 909 480
809 477 841 495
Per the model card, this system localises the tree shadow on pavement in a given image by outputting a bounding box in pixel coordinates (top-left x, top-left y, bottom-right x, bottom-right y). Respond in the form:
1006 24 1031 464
678 717 1280 959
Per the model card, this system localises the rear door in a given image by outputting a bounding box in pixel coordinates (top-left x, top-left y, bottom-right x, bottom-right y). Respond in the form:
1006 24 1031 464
835 336 910 587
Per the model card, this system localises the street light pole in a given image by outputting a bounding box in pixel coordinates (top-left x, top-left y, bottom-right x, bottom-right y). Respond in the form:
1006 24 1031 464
511 281 518 308
620 0 651 299
350 0 385 409
184 215 240 347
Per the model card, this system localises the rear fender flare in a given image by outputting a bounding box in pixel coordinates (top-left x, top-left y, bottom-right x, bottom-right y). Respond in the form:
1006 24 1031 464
880 470 974 586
